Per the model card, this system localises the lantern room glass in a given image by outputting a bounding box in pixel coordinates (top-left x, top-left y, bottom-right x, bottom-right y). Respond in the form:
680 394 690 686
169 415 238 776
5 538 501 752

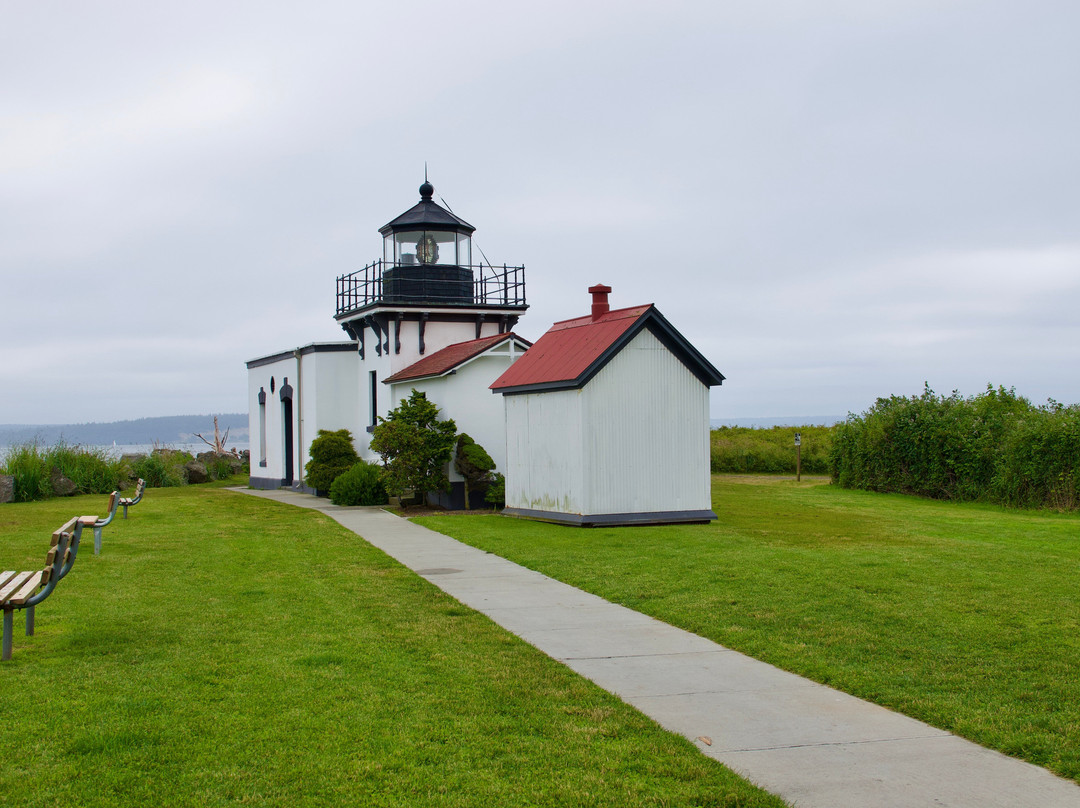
384 230 472 267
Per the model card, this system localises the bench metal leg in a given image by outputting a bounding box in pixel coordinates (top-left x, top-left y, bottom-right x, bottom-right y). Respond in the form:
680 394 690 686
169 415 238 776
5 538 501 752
122 505 129 519
94 525 103 555
3 609 11 661
26 605 34 636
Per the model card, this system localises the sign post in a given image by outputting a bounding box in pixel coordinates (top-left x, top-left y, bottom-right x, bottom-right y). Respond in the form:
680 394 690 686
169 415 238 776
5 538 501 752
794 432 802 482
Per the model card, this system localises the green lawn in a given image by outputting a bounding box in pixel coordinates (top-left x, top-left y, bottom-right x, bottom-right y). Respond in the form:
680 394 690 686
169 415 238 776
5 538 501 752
417 475 1080 783
0 481 787 808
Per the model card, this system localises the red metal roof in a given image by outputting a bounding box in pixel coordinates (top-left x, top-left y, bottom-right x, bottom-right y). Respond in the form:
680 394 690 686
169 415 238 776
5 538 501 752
490 305 652 391
383 332 530 384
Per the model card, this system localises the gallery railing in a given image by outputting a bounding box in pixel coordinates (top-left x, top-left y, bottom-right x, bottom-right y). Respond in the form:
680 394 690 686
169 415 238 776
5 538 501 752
336 261 526 315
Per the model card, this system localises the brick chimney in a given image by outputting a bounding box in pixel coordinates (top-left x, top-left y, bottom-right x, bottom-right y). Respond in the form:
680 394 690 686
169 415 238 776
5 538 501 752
589 284 612 320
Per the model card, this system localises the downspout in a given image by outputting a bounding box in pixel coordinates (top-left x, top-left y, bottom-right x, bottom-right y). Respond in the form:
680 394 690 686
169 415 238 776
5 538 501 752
294 348 304 486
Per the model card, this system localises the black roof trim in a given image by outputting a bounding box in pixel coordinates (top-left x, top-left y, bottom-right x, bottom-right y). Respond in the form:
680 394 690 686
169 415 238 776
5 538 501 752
245 342 355 369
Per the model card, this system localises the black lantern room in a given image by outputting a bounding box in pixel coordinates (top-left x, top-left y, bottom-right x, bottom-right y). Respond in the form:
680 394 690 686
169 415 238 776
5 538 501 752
378 180 475 304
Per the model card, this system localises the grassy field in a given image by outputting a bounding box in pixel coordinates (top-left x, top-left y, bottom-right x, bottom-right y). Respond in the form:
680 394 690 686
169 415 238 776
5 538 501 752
0 480 787 808
417 475 1080 783
710 426 834 475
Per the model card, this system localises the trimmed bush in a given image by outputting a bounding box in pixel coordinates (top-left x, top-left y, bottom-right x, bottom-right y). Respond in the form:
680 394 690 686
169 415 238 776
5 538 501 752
329 461 389 506
305 429 360 494
455 433 496 508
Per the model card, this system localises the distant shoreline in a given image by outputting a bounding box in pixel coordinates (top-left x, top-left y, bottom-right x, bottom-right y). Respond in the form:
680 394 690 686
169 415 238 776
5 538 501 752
0 413 249 449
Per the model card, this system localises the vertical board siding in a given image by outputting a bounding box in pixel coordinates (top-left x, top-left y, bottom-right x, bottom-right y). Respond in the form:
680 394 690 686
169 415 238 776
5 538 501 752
581 328 711 514
504 391 584 514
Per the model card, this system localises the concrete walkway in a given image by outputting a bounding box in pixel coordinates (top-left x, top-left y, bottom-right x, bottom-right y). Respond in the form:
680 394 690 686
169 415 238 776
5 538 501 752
236 488 1080 808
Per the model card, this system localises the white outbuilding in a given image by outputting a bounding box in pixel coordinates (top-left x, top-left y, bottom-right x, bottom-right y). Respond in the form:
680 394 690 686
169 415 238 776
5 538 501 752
490 284 725 526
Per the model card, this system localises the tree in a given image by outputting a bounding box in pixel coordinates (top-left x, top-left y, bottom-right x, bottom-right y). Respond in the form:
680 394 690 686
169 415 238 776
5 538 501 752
304 429 360 493
369 390 457 505
454 433 496 509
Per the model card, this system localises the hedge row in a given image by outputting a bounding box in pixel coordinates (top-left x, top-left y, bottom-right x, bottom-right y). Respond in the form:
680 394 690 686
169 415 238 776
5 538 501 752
830 385 1080 510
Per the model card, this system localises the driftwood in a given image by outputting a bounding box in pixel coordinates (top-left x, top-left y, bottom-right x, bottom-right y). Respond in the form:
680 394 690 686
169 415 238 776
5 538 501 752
193 416 239 457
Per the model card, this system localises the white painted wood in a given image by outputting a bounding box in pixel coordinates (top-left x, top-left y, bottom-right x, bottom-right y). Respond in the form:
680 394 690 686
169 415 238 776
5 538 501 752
504 389 585 515
580 328 711 514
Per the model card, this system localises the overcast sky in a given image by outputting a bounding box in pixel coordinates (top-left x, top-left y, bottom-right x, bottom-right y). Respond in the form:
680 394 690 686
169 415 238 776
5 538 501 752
2 0 1078 425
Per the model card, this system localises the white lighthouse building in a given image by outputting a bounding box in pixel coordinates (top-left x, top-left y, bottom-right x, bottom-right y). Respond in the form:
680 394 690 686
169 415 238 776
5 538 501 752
246 179 530 507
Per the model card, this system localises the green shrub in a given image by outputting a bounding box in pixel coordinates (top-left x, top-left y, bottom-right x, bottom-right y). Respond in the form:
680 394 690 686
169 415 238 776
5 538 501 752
329 461 388 506
130 450 188 488
994 404 1080 510
455 433 496 508
484 472 506 508
305 429 360 494
369 391 457 503
831 384 1079 510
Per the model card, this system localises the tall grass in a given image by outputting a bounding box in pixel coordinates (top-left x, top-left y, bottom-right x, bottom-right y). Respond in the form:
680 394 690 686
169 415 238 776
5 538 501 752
710 425 833 474
0 442 128 502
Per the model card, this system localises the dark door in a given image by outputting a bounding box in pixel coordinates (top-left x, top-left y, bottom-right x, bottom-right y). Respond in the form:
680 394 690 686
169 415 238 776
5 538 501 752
282 399 294 486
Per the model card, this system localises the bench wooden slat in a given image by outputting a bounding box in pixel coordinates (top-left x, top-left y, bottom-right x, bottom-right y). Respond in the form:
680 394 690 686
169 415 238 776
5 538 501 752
0 571 18 590
9 571 44 605
79 515 98 526
52 518 79 547
1 571 35 603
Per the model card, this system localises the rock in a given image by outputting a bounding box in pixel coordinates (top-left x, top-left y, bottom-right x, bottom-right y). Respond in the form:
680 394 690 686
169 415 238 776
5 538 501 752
195 451 245 478
0 474 14 504
185 460 209 484
50 467 77 497
120 453 146 466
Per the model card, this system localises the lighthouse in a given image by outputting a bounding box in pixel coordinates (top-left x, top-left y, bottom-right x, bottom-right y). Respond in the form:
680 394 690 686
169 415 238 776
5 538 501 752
247 178 532 498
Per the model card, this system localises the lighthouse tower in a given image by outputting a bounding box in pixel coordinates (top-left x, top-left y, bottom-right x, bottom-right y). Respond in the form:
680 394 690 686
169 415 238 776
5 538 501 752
247 179 532 496
334 178 527 371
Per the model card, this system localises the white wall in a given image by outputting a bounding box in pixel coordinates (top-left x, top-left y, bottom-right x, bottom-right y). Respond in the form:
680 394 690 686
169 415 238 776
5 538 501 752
580 328 711 514
302 350 361 475
503 388 585 514
247 354 297 485
382 317 503 376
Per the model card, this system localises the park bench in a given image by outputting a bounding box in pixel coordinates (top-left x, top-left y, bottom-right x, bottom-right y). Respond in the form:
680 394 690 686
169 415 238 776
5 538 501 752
119 478 145 519
85 491 120 555
1 516 85 661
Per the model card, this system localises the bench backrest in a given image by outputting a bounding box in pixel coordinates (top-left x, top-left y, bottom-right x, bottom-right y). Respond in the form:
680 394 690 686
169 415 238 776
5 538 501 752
1 517 82 609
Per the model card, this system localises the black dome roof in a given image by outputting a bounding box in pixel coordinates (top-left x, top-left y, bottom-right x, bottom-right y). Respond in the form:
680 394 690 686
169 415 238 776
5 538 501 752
379 182 475 235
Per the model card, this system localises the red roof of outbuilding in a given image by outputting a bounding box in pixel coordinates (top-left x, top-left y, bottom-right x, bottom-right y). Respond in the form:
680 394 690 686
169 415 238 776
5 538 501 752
491 298 725 394
490 306 651 391
383 332 531 384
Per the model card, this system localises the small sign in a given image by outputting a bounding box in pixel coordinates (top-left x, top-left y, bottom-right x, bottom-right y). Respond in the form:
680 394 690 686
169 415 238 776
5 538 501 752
794 432 802 446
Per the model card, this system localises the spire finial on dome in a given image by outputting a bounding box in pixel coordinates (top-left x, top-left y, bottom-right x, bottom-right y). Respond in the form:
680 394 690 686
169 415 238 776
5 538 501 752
419 163 434 200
